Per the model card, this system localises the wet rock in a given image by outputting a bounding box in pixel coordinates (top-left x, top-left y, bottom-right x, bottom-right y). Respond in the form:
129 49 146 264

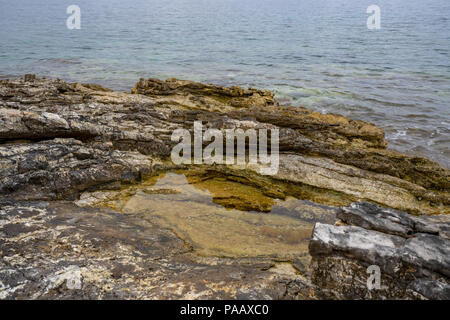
0 201 311 299
0 75 449 299
76 170 338 265
0 76 448 214
24 74 36 82
131 77 275 109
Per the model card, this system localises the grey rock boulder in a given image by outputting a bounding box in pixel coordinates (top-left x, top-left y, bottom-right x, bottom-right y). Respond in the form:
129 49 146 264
310 202 450 299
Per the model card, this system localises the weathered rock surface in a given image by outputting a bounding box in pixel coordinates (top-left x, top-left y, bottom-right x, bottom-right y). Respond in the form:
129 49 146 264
338 202 450 238
309 202 450 299
0 138 155 201
0 75 449 299
0 201 311 299
0 76 448 213
131 77 276 110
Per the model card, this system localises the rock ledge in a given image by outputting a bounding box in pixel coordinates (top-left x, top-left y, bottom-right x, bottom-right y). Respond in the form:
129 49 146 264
309 202 450 299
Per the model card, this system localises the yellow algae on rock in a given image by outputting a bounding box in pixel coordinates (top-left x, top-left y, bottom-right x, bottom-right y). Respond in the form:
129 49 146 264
82 171 336 261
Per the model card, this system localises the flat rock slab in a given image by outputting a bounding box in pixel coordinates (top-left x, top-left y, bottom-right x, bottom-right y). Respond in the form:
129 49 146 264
338 202 450 238
0 201 311 299
402 234 450 278
310 223 450 278
310 202 450 299
310 223 406 275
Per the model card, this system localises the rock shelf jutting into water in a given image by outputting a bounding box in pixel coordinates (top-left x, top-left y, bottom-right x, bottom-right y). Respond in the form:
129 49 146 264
0 75 449 299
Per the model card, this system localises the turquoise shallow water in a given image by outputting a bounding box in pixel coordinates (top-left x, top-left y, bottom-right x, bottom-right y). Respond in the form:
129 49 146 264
0 0 449 167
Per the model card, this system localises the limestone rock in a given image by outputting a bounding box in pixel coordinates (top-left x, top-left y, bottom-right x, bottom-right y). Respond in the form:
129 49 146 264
338 202 450 237
0 201 310 299
0 75 449 300
0 138 154 201
0 76 447 214
309 202 450 299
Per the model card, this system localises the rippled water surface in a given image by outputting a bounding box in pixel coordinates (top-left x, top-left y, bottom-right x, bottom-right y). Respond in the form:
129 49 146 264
0 0 449 167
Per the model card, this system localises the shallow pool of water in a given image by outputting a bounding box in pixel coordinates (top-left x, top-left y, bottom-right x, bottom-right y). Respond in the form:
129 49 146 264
78 170 337 262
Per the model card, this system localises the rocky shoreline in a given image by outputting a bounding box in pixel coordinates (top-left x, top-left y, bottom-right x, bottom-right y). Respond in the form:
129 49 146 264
0 75 448 299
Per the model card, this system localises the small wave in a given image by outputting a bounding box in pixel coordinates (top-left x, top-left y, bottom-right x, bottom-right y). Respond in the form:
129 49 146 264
388 130 407 140
364 97 418 108
38 58 82 65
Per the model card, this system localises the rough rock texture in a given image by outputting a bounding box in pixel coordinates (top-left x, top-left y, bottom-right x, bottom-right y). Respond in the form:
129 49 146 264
0 201 312 299
0 75 449 299
0 138 155 201
131 77 276 109
309 202 450 299
338 202 450 239
0 76 448 213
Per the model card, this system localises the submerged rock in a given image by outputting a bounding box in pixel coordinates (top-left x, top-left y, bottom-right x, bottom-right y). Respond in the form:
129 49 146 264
0 201 313 299
76 170 337 262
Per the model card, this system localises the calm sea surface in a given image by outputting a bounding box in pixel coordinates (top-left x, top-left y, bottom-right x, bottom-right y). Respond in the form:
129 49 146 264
1 0 449 167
